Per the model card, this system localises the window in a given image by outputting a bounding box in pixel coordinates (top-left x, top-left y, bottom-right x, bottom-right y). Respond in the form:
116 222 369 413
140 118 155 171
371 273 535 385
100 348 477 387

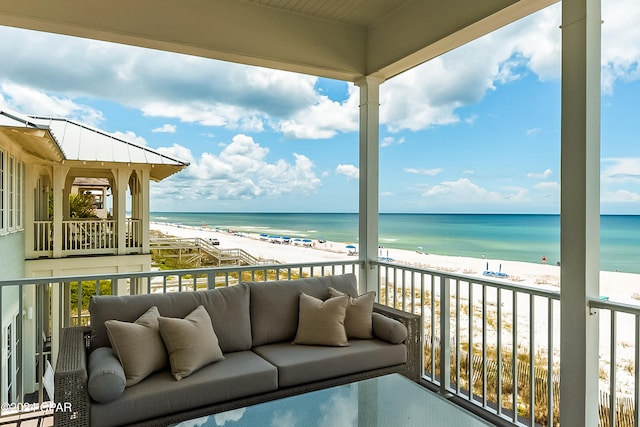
0 153 24 232
16 160 22 228
8 155 14 229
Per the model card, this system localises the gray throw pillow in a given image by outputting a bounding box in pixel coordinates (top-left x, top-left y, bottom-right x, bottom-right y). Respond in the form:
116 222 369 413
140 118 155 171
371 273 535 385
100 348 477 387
371 312 408 344
328 287 375 339
294 293 349 347
87 347 126 403
105 306 167 386
158 305 224 380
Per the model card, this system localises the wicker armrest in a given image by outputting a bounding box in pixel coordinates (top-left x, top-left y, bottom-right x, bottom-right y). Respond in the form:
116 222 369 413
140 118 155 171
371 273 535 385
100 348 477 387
54 327 91 427
373 303 421 382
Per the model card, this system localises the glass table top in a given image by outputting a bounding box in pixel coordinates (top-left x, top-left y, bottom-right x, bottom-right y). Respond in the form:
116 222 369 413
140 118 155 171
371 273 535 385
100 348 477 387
174 374 493 427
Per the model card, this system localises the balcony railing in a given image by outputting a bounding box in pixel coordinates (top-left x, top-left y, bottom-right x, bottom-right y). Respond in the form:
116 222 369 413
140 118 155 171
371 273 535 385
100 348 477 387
30 218 142 258
0 260 637 425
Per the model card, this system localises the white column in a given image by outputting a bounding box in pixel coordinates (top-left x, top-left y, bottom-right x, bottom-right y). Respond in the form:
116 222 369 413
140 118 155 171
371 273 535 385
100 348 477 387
24 164 36 259
559 0 601 425
140 169 151 253
355 76 384 295
112 169 129 255
51 166 68 258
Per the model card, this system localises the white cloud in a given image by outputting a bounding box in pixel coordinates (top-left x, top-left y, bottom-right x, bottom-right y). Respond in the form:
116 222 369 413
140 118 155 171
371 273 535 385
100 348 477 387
214 408 245 425
0 83 104 125
381 136 405 147
152 134 321 203
533 181 558 190
404 167 443 176
152 124 176 133
336 164 359 180
526 128 541 136
277 86 358 139
602 189 640 203
379 6 562 132
601 0 640 93
602 158 640 183
111 130 148 146
422 178 527 203
527 168 553 179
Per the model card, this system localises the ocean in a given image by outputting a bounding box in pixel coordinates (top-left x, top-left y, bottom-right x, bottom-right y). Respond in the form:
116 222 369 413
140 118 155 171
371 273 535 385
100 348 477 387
150 212 640 274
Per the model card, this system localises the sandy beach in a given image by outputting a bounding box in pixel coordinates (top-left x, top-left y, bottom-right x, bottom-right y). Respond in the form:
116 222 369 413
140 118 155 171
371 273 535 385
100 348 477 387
150 222 640 306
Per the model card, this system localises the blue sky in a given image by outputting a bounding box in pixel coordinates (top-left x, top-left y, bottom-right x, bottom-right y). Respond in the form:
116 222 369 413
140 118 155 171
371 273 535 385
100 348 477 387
0 1 639 214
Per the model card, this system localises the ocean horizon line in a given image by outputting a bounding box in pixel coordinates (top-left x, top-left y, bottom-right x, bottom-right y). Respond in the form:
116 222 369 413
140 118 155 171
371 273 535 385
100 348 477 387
152 211 638 217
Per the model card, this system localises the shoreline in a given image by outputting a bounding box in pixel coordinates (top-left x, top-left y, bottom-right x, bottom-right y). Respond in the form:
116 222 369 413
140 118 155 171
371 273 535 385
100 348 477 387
150 221 639 306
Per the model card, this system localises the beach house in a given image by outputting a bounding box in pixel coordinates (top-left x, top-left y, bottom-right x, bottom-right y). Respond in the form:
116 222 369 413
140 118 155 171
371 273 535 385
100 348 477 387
0 0 608 425
0 108 187 404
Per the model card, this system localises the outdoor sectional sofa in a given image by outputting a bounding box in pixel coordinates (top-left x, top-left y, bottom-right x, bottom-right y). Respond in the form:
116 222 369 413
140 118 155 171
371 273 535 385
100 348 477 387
54 273 421 427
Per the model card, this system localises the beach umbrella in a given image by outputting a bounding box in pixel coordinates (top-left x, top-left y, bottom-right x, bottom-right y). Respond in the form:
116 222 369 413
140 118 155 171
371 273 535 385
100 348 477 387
346 245 356 249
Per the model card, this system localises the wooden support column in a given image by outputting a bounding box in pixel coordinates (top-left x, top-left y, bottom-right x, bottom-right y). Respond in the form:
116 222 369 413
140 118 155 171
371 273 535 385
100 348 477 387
559 0 601 425
355 76 384 295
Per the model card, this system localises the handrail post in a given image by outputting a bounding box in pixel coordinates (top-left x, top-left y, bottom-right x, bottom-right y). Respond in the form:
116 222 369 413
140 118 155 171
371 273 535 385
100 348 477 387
439 276 451 395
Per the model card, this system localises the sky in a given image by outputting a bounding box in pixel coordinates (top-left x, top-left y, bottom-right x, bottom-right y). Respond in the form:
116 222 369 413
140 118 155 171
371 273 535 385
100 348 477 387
0 1 639 214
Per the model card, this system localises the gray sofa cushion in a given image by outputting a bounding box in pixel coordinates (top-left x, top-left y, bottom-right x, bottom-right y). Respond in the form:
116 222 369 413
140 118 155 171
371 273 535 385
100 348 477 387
247 274 358 347
90 351 278 427
87 347 126 403
90 284 251 353
372 312 408 344
253 339 406 387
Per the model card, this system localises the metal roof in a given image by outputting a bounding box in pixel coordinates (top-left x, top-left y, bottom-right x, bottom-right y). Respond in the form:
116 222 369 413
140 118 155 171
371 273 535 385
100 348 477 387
0 108 188 180
0 109 65 163
27 116 189 181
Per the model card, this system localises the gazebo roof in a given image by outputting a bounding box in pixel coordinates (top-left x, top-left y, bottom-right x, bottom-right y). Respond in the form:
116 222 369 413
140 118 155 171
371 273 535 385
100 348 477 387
0 0 557 82
28 116 188 181
0 108 188 181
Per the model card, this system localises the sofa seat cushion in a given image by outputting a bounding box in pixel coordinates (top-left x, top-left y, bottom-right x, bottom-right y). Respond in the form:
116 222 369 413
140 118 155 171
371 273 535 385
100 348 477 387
90 351 277 427
247 274 358 347
253 339 406 388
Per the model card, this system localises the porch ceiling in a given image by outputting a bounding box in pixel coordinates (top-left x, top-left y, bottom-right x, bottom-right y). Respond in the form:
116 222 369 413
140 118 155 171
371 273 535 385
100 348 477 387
0 0 557 82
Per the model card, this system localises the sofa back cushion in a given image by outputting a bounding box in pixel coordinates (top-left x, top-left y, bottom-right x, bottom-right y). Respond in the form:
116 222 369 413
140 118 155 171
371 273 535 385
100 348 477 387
246 274 358 347
89 284 251 353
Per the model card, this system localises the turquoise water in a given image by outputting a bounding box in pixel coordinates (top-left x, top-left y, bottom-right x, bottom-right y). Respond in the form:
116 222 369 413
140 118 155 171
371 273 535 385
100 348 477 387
150 212 640 274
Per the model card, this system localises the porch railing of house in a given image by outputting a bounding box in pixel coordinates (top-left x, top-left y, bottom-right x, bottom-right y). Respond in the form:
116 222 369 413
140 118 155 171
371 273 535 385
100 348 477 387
0 260 637 426
31 218 143 258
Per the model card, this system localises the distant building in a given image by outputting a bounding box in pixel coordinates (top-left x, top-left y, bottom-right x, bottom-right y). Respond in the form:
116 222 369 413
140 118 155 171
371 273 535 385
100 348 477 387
0 107 188 402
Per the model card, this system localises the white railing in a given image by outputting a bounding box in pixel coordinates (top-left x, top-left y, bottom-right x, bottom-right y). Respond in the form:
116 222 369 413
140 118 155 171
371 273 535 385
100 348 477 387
62 219 117 255
30 219 144 258
589 297 640 427
33 220 53 256
1 259 638 426
372 260 561 426
125 218 141 250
